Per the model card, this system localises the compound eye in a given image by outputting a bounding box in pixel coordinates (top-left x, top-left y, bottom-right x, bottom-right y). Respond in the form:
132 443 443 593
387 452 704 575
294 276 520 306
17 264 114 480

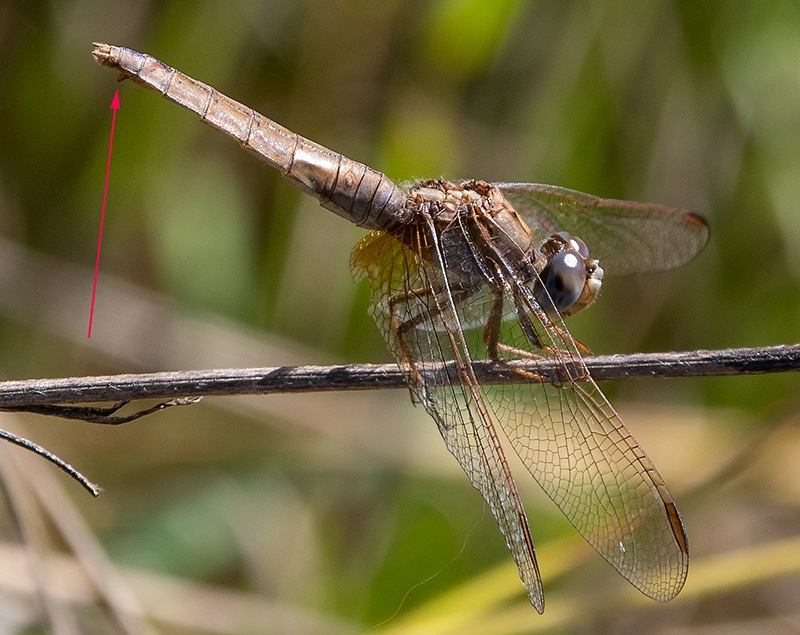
539 249 587 316
557 231 590 259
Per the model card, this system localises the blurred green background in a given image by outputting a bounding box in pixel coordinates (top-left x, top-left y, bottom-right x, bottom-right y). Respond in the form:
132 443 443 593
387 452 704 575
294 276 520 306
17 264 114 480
1 1 800 633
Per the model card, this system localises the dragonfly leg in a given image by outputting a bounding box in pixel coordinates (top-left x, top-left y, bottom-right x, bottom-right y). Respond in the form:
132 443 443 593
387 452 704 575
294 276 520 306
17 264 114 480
481 284 554 383
549 324 593 355
482 282 505 359
510 291 590 366
483 288 544 359
482 284 590 385
387 285 475 396
387 287 430 390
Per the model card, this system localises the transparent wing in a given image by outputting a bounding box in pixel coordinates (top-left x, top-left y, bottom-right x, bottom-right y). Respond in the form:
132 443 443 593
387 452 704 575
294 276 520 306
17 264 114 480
495 182 709 275
460 215 689 601
351 219 689 607
352 229 546 612
484 292 689 601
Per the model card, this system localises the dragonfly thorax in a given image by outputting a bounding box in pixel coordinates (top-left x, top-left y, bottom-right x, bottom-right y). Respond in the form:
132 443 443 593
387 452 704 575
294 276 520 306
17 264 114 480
404 179 604 319
407 179 534 251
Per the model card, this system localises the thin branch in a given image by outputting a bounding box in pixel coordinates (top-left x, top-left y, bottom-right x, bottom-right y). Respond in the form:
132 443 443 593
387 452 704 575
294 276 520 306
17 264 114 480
0 344 797 496
7 399 202 423
0 344 795 411
0 429 100 496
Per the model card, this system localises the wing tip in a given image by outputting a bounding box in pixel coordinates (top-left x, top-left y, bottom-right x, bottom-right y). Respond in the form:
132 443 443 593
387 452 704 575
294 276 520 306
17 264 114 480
685 209 711 243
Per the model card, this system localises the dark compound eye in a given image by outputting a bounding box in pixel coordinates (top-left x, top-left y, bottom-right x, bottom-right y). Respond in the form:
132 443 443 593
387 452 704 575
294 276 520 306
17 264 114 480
557 231 590 259
539 249 587 316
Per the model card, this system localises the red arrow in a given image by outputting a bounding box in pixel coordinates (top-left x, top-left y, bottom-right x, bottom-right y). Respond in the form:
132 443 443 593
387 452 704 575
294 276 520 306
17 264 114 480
88 90 120 338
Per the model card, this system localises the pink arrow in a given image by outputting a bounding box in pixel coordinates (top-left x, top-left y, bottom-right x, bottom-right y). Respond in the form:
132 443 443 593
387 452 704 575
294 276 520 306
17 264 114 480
88 90 120 338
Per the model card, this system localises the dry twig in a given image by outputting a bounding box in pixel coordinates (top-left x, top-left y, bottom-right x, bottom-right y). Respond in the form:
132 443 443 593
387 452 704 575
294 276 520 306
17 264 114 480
0 343 797 495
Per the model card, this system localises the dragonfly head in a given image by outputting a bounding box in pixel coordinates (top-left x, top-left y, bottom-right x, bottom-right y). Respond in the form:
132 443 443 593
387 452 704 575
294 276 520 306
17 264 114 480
537 232 604 318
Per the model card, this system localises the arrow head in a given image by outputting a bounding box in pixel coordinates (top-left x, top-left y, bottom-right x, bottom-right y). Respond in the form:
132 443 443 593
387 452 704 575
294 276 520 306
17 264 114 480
110 90 120 110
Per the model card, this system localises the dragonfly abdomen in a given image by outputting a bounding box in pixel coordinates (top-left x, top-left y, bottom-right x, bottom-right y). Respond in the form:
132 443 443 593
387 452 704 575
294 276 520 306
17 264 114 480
91 43 410 232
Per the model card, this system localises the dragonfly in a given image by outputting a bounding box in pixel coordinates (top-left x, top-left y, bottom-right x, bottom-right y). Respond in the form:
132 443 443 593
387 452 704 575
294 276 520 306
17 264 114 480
92 43 708 613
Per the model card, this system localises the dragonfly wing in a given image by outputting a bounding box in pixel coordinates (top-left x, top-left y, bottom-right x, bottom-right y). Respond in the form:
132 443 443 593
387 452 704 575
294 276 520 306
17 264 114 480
495 182 709 275
352 229 546 612
479 261 690 601
490 372 689 600
352 211 689 607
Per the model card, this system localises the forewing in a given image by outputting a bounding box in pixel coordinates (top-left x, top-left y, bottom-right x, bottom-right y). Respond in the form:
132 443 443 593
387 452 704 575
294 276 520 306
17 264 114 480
352 229 546 612
496 182 709 275
480 262 689 601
